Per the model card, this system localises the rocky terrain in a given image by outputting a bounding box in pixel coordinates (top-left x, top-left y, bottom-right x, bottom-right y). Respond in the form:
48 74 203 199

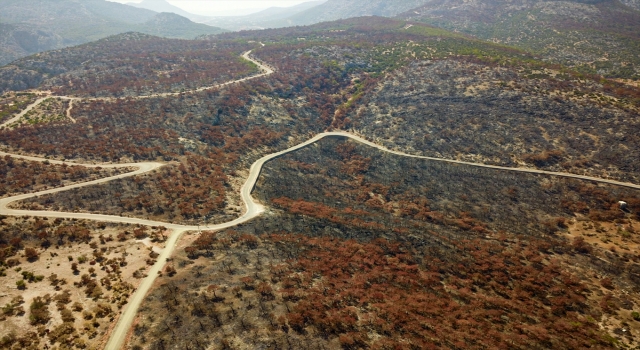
622 0 640 10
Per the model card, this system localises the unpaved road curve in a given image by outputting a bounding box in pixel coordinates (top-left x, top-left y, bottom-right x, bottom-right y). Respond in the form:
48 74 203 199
3 131 640 349
122 51 273 100
105 131 640 349
331 131 640 190
3 48 640 349
0 49 272 129
0 95 79 129
66 98 78 123
0 48 277 350
0 161 167 222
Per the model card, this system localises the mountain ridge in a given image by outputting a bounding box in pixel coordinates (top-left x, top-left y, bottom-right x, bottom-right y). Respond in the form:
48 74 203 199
286 0 432 26
202 1 326 31
129 0 211 22
0 0 225 66
202 0 434 31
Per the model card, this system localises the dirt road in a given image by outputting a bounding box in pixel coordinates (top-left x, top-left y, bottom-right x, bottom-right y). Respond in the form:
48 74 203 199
2 50 639 349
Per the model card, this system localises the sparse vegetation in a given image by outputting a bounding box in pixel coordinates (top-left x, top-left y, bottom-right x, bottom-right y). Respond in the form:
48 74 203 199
0 92 41 124
0 217 164 349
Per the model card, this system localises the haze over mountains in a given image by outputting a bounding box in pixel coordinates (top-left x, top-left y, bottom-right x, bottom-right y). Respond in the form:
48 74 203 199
1 0 639 78
3 0 420 65
202 0 327 31
286 0 432 25
203 0 434 30
127 0 212 22
0 0 225 66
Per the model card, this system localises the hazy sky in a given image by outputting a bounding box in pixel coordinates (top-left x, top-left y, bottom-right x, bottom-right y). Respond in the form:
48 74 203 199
109 0 315 16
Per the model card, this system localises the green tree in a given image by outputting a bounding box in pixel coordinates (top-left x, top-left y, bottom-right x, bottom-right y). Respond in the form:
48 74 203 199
15 280 26 290
29 297 50 325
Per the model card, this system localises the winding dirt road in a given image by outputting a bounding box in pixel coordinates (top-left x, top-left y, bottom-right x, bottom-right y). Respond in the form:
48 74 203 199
333 132 640 190
5 130 640 349
0 49 276 350
0 50 272 129
66 98 77 123
2 50 640 349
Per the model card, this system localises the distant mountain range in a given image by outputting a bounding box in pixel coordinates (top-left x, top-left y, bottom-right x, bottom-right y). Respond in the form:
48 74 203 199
128 0 211 23
0 0 225 66
286 0 432 25
2 0 639 79
203 0 433 30
202 1 327 31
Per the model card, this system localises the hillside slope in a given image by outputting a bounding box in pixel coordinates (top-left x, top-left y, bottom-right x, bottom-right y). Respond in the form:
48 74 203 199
203 0 430 31
130 0 211 22
398 0 640 79
137 12 223 39
288 0 431 25
202 0 326 31
2 17 640 348
0 23 65 66
0 0 225 66
0 32 253 95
